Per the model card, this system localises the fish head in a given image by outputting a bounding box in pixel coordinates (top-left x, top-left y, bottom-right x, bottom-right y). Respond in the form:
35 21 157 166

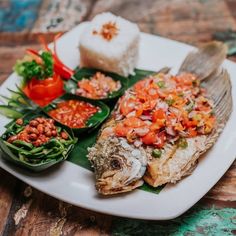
88 137 147 195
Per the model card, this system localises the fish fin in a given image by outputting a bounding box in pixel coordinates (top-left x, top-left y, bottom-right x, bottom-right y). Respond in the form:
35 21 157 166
157 67 171 74
204 69 232 124
179 41 227 80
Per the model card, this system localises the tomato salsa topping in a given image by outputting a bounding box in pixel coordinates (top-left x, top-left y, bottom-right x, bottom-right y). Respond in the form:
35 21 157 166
48 100 100 128
76 72 121 99
112 72 215 148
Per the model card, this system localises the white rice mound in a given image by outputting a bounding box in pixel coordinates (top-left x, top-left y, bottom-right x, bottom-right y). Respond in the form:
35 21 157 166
79 12 140 77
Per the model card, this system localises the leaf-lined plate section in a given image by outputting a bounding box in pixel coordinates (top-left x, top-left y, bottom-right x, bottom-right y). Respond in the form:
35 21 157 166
43 93 110 135
65 68 128 103
0 110 77 172
0 86 38 119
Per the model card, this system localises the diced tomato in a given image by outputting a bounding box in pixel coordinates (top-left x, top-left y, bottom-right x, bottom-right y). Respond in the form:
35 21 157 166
185 119 198 127
187 127 197 137
120 97 137 116
150 123 160 131
114 123 130 137
141 131 157 145
78 80 95 94
142 100 157 110
135 104 143 117
174 123 185 131
123 117 144 128
154 132 166 148
152 109 166 122
134 80 146 92
175 73 196 86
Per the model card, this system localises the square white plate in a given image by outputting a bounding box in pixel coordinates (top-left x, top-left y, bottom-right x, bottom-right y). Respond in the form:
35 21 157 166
0 22 235 220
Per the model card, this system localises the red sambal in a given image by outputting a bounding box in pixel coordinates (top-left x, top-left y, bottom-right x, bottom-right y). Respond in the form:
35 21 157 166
48 100 99 128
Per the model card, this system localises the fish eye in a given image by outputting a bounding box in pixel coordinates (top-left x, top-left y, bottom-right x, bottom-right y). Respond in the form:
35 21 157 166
110 159 121 170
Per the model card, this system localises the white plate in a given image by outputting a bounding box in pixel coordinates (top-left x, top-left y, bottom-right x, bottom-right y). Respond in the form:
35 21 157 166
0 22 235 220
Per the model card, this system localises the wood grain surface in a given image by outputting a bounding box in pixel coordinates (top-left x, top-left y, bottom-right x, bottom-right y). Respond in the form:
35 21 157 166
0 0 235 235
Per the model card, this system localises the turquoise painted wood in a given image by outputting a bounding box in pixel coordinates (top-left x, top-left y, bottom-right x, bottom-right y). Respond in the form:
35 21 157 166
0 0 41 32
112 204 236 235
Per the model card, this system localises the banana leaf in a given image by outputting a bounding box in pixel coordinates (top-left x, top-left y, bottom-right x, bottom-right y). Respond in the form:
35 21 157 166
67 68 166 194
43 93 110 135
65 68 128 103
0 110 77 172
0 85 38 119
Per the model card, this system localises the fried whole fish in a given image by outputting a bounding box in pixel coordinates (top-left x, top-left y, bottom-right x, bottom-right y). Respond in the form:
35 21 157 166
88 41 232 195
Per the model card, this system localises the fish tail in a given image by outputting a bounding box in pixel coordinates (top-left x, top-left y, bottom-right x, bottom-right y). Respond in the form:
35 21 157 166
179 41 227 80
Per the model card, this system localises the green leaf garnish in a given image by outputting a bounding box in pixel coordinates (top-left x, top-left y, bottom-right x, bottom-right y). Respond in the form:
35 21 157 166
0 86 38 119
14 51 53 81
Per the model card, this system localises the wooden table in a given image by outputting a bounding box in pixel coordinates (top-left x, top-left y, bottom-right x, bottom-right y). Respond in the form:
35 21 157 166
0 1 235 235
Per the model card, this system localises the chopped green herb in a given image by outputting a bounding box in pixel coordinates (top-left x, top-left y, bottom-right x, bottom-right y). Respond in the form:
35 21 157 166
14 51 53 81
166 99 175 106
186 101 195 112
157 81 165 88
152 149 162 158
177 138 188 149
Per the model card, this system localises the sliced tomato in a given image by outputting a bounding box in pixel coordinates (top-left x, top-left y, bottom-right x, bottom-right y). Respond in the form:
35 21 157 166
24 73 64 107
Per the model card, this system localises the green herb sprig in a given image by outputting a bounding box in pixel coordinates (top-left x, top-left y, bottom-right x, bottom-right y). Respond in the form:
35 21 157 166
14 51 53 82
